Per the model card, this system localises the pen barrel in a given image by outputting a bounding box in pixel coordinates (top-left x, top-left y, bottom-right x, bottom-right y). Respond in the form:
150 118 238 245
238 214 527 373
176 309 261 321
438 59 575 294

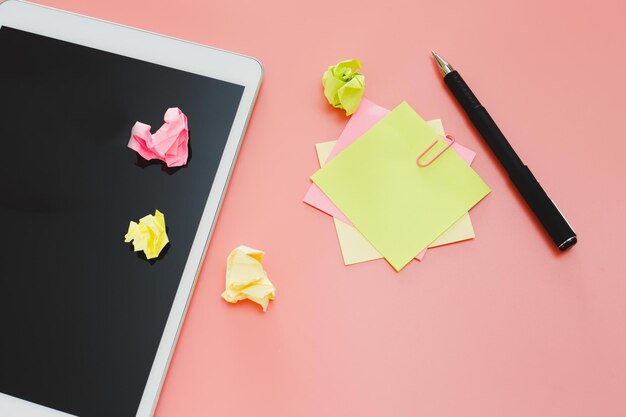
444 71 524 172
467 108 524 173
508 165 577 250
444 70 576 250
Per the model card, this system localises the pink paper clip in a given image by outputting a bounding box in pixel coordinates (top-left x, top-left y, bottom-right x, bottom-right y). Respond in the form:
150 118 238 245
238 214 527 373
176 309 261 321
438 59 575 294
416 134 456 167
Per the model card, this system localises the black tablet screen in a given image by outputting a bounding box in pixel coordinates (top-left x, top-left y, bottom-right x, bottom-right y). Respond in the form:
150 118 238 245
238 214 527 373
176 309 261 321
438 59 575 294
0 26 244 417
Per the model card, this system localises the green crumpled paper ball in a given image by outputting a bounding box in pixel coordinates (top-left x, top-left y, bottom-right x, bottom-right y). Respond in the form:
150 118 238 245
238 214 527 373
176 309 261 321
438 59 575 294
322 59 365 116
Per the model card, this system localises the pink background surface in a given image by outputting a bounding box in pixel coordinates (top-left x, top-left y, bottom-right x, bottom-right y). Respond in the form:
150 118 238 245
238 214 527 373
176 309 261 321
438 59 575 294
28 0 626 416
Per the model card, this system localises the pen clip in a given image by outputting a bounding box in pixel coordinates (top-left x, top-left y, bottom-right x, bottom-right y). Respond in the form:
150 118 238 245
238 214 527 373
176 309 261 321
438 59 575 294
416 134 456 167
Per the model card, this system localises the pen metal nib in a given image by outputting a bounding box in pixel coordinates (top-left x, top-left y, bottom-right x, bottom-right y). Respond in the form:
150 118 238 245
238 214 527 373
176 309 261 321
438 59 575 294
432 51 454 76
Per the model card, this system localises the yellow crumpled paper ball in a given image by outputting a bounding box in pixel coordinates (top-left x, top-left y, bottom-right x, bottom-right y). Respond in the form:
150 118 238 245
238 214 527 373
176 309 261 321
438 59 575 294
221 245 276 312
124 209 169 260
322 59 365 116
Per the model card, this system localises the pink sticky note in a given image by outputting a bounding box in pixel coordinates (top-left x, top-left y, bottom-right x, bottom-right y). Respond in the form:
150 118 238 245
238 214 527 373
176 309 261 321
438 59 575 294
128 107 190 168
303 98 477 262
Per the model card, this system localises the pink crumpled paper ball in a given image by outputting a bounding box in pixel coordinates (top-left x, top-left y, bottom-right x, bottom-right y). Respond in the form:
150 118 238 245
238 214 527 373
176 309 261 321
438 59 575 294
128 107 189 168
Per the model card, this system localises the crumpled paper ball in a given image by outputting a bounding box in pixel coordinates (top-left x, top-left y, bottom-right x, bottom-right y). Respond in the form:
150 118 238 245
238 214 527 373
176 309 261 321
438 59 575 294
124 209 169 260
221 245 276 312
322 59 365 116
128 107 189 168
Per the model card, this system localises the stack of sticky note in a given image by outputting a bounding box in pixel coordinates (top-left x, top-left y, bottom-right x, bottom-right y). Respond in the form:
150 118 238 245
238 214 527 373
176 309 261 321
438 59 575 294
304 99 491 271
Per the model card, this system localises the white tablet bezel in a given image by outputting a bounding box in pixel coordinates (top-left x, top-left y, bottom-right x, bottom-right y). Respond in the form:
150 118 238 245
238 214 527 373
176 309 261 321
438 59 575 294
0 1 263 416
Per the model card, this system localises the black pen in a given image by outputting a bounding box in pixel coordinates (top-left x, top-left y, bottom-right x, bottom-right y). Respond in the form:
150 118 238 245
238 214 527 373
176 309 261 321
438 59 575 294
432 51 577 251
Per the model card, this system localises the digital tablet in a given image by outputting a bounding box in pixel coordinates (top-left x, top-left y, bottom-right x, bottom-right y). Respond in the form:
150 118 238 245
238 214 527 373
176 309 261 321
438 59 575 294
0 1 262 416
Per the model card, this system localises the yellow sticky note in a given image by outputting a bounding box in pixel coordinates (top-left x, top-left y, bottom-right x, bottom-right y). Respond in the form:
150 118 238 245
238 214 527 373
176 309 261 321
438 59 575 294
334 214 474 264
400 119 476 248
402 119 475 248
315 133 475 266
311 102 490 271
124 209 169 260
221 246 276 312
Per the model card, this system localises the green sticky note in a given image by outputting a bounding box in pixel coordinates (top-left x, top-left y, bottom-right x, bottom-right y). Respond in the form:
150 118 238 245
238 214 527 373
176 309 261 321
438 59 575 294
311 102 491 271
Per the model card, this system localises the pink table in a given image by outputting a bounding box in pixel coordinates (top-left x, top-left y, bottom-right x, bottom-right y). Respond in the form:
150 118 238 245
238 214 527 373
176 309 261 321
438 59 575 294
30 1 626 416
